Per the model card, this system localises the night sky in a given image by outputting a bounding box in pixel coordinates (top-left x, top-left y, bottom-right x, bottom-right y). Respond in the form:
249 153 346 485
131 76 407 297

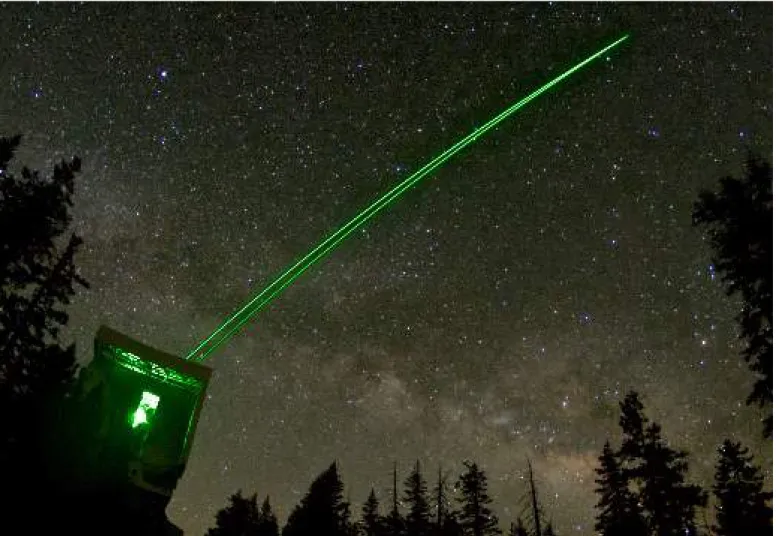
0 3 772 535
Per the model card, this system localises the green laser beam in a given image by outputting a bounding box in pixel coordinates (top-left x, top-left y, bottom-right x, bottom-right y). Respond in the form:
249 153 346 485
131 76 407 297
187 33 630 363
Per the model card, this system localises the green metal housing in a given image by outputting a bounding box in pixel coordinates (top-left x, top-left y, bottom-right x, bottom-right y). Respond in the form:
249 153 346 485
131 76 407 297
74 326 212 499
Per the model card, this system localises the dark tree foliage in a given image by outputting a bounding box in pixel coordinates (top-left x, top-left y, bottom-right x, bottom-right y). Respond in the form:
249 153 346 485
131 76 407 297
712 439 772 536
433 467 446 531
383 464 405 536
508 519 529 536
404 461 433 536
594 441 648 536
617 392 707 536
0 135 88 521
382 509 405 536
282 462 352 536
346 500 361 536
437 515 463 536
618 391 646 463
455 461 500 536
432 467 461 536
361 488 384 536
258 496 280 536
206 490 263 536
0 135 87 397
639 425 707 536
692 156 773 436
541 523 555 536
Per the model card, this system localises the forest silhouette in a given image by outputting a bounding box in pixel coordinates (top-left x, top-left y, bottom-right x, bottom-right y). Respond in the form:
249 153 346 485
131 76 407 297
0 135 770 535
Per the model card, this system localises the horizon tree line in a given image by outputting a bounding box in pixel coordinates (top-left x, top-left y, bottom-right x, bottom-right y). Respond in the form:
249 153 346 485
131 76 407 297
205 389 771 536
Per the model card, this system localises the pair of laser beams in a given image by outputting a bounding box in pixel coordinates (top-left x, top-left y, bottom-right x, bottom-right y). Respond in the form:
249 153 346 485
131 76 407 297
186 34 630 363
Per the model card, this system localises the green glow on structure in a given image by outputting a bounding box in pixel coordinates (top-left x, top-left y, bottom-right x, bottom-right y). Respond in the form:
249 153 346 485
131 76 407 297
111 346 203 392
131 391 160 428
187 33 630 363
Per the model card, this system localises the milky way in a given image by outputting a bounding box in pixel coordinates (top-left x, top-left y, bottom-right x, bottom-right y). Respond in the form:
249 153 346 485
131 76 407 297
0 3 771 535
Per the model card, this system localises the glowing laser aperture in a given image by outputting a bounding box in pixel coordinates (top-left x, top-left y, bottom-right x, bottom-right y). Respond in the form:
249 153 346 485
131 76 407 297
131 391 160 428
187 34 630 362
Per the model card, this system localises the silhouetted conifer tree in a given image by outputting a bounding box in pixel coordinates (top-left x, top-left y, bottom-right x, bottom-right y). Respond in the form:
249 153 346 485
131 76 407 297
361 488 384 536
508 519 529 536
433 467 446 531
455 461 499 536
206 490 262 536
345 499 361 536
404 460 432 536
0 134 88 528
618 391 647 464
383 463 405 536
693 156 773 436
617 392 707 536
640 424 707 536
283 462 351 536
432 466 462 536
258 496 280 536
712 439 771 536
594 441 647 536
438 515 463 536
383 509 405 536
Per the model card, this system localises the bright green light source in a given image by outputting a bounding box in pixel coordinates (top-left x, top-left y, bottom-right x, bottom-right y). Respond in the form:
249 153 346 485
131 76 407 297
132 407 148 428
141 391 160 409
110 346 203 393
131 391 160 429
188 33 630 363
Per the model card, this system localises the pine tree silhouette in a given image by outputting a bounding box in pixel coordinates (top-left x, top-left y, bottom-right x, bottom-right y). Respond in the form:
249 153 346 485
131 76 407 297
526 459 543 536
617 392 707 536
258 496 280 536
693 156 773 436
594 441 647 536
206 490 262 536
0 134 88 530
360 488 384 536
282 462 351 536
403 460 432 536
344 496 360 536
382 462 405 536
432 466 461 536
617 391 646 464
640 423 707 536
434 467 446 531
712 439 772 536
438 514 463 536
455 461 500 536
508 519 529 536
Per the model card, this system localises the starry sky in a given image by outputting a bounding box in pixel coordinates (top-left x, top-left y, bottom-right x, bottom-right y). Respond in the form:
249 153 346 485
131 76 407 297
0 2 772 535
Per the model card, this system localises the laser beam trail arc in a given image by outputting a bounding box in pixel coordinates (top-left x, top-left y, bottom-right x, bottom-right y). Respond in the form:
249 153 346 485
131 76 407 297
186 33 630 363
